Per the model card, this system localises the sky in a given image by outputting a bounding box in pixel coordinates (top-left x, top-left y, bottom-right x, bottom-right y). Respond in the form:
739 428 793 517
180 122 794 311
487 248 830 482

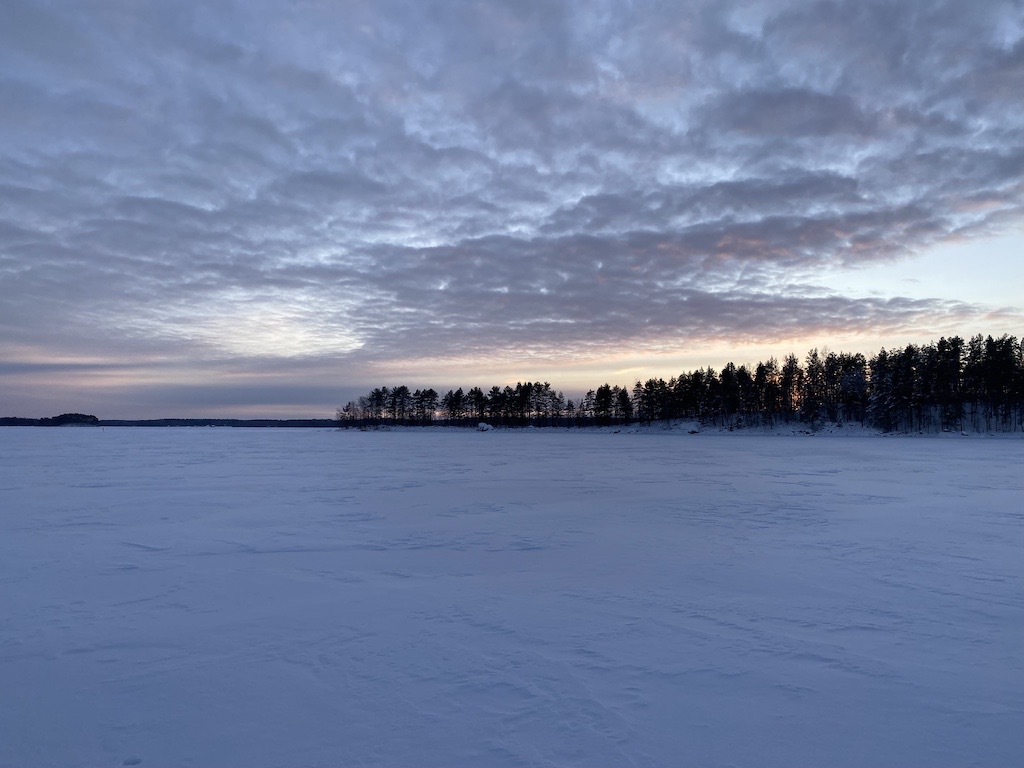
2 0 1023 419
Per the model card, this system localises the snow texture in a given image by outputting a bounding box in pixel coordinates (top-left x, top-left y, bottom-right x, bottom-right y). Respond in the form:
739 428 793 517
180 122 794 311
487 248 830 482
1 428 1022 768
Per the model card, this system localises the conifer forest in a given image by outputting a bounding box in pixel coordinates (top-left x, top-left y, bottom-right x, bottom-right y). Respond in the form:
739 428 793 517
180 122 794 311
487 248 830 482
337 334 1024 433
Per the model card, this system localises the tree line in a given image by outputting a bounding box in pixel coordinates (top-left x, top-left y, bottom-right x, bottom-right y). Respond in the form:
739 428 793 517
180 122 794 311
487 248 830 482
336 334 1024 433
0 413 100 427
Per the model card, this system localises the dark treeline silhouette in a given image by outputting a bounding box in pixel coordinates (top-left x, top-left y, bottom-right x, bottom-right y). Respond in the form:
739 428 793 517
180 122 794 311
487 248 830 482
0 413 100 427
337 334 1024 433
97 418 337 428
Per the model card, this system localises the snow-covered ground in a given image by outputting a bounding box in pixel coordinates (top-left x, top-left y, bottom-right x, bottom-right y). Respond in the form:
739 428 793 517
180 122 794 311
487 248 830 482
1 428 1022 768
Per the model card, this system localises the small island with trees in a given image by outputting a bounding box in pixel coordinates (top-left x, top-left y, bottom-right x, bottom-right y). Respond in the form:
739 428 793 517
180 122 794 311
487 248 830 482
0 413 100 427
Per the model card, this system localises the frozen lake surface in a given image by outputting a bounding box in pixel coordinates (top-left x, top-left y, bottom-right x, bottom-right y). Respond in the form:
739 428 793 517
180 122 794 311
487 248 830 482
1 428 1022 767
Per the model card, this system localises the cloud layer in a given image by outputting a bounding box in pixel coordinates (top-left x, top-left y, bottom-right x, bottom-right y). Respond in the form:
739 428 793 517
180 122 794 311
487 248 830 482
2 0 1023 414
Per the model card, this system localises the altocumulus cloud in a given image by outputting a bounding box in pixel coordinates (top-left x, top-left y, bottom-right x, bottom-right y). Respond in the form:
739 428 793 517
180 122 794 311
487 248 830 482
1 0 1023 415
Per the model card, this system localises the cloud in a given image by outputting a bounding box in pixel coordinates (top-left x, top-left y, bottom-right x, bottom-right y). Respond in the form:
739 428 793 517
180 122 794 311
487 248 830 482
1 0 1022 414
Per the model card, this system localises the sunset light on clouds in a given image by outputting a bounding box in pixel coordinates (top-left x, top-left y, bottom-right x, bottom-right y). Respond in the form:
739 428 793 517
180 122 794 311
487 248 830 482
2 0 1023 418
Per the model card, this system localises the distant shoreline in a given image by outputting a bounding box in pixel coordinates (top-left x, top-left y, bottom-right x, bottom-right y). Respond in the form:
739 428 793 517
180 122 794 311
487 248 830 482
0 417 336 428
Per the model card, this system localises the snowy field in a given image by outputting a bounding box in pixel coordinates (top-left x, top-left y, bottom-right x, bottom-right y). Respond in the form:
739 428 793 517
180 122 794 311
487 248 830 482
1 428 1022 768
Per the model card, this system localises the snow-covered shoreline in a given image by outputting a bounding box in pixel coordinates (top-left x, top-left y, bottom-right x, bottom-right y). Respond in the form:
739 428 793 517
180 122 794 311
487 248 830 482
340 420 1024 438
6 419 1023 438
